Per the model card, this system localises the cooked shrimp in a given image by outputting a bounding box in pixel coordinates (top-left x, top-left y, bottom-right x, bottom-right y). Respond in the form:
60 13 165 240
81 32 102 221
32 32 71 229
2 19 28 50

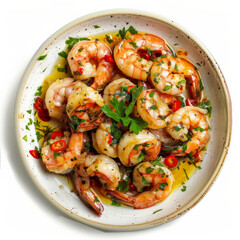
118 130 161 166
45 78 75 120
137 80 177 106
150 55 201 102
41 131 83 174
67 39 114 90
114 34 171 81
166 106 210 155
105 161 174 209
136 89 172 129
103 78 135 106
74 154 121 215
94 122 118 158
66 82 105 132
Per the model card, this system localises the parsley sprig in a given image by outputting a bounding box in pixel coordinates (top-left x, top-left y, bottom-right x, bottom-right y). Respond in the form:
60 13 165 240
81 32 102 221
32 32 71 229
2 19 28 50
100 86 148 134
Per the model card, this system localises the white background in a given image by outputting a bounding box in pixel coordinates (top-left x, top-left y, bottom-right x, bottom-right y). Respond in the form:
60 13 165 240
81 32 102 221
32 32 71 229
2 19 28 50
1 0 239 239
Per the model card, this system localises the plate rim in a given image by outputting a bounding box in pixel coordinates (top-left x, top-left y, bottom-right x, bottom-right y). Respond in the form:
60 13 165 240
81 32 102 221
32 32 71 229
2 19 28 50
15 8 232 231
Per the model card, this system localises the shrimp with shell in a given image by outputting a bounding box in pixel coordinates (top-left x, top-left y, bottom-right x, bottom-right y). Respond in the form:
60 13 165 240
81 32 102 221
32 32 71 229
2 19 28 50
166 106 210 156
118 130 161 166
150 55 201 102
74 154 121 215
41 131 83 174
45 78 76 120
114 34 172 81
66 81 105 132
105 161 174 209
67 39 114 90
136 89 173 129
103 78 136 106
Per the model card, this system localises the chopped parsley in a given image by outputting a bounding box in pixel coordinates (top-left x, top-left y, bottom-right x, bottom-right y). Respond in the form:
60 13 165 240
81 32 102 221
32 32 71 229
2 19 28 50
94 25 100 28
163 85 172 91
100 86 148 134
58 51 67 58
37 54 47 61
65 37 90 50
153 209 163 214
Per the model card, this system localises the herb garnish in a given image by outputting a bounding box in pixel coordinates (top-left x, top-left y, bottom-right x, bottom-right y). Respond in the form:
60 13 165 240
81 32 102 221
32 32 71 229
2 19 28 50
37 54 47 61
100 86 148 134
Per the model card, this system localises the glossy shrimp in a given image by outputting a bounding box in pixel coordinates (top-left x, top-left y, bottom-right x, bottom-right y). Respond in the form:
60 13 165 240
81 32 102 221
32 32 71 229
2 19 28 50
66 81 105 132
166 106 210 155
106 161 174 209
136 89 173 129
67 39 114 90
103 78 135 106
45 78 75 120
92 122 118 158
150 55 201 102
118 130 161 166
41 131 83 174
137 80 177 106
74 154 121 215
114 34 171 81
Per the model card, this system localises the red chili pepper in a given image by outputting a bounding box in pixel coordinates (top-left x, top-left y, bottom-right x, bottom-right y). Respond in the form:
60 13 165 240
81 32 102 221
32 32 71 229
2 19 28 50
51 131 63 139
104 55 114 63
193 153 201 162
186 98 197 106
38 109 51 122
164 156 178 168
29 150 40 159
34 97 51 122
34 97 44 111
139 50 151 60
78 68 84 74
107 135 114 144
172 100 181 111
50 140 67 152
126 85 134 93
129 182 137 191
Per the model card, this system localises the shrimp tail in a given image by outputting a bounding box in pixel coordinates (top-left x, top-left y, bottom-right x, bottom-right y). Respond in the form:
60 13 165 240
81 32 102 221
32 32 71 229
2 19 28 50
74 171 104 216
103 189 135 207
186 75 201 103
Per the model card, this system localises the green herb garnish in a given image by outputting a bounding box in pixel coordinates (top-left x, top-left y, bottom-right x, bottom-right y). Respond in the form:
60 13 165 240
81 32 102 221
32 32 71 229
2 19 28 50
37 54 47 60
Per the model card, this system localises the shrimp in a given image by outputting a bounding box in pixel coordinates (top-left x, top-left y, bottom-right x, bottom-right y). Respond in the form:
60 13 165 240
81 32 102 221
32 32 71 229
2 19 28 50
67 39 114 90
41 131 83 174
136 89 173 129
66 82 105 132
74 154 121 215
105 162 174 209
94 122 118 158
103 78 135 106
118 130 161 166
166 106 210 156
150 55 201 102
114 34 171 81
45 78 75 120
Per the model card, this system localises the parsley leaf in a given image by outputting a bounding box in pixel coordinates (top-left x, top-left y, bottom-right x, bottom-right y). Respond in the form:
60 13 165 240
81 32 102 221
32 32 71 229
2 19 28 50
37 54 47 60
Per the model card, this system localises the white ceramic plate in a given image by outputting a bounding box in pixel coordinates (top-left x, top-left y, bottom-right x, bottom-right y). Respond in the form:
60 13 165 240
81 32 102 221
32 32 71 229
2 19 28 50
15 9 231 231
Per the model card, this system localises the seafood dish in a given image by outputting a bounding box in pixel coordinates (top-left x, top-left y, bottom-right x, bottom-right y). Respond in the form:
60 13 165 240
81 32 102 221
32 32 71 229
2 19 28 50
29 26 212 216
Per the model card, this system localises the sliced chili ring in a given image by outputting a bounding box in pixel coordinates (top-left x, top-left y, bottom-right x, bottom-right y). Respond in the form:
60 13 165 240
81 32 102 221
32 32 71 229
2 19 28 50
172 100 181 112
50 140 67 152
29 150 40 159
34 97 44 111
164 155 178 168
51 131 64 139
38 109 51 122
104 55 114 63
193 153 201 162
107 135 114 144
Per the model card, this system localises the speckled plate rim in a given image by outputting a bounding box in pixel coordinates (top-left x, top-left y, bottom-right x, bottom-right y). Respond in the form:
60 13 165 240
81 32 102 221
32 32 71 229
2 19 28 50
15 9 232 231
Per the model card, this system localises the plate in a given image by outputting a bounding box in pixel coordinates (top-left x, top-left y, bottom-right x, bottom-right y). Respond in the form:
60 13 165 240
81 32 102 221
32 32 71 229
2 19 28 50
15 9 232 231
